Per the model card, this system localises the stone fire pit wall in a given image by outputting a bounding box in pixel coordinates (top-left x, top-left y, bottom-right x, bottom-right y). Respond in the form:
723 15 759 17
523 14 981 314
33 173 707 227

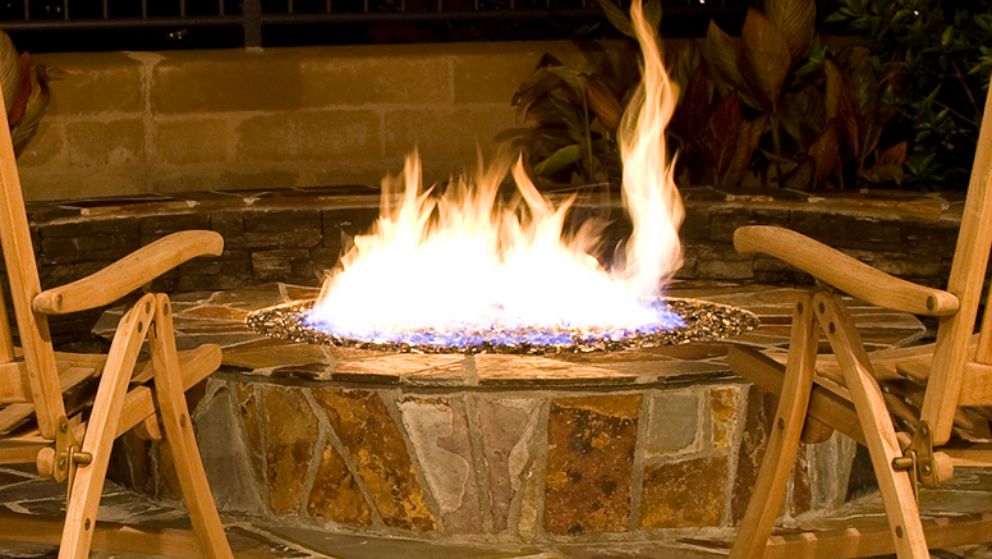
179 373 846 538
100 284 927 541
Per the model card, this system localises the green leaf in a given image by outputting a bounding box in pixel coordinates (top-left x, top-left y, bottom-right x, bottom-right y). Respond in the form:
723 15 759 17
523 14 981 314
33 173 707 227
940 25 954 47
860 163 905 185
705 91 744 177
765 0 817 60
585 74 622 131
780 86 825 146
782 157 814 190
877 141 907 165
823 11 848 24
701 21 745 93
807 124 840 186
546 66 589 99
534 143 584 176
593 0 636 39
740 8 792 110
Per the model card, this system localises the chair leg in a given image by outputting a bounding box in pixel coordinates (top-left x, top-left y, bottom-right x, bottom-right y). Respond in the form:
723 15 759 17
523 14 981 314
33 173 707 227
59 295 156 559
147 294 233 559
731 294 820 559
816 293 930 559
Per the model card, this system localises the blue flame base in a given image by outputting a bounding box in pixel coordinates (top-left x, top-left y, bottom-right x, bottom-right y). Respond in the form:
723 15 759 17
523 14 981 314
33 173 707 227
246 297 759 355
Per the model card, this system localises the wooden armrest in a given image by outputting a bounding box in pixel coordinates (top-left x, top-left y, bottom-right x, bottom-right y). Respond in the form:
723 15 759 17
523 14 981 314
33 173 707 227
33 230 223 315
734 225 958 317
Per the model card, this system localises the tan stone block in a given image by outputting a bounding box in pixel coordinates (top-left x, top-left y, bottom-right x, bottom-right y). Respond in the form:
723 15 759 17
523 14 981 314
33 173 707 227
154 117 230 164
148 165 301 194
644 391 699 456
21 167 148 201
151 54 303 114
262 386 319 514
295 110 381 160
236 115 295 161
301 55 451 106
297 158 396 187
16 120 64 167
65 118 144 166
710 386 739 451
544 394 641 534
307 444 373 526
453 49 575 105
236 110 380 162
235 383 265 484
311 388 437 531
640 456 728 529
451 41 635 104
383 106 516 164
38 52 144 116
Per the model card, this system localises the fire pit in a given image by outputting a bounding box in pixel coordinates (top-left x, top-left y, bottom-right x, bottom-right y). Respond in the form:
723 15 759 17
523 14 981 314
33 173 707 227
96 282 926 541
246 297 758 354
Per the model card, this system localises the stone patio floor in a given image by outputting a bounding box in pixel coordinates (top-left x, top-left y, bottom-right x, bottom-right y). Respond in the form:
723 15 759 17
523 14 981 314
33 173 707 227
5 280 992 556
2 464 992 558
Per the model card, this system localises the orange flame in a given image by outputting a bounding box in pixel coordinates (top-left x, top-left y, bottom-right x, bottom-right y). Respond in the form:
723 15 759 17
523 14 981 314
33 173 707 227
309 0 684 349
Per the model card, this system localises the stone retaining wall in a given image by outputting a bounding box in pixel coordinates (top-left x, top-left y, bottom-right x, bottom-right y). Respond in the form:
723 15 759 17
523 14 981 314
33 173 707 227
19 188 960 345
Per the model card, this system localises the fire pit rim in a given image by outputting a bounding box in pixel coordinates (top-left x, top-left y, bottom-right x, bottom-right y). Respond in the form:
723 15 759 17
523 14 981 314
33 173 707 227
245 297 760 355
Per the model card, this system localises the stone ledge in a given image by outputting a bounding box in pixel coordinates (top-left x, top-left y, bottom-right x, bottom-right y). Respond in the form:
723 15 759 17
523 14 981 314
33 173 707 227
17 185 959 347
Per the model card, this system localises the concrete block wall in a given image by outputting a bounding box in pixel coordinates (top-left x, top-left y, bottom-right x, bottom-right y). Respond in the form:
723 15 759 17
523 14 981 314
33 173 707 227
18 41 635 201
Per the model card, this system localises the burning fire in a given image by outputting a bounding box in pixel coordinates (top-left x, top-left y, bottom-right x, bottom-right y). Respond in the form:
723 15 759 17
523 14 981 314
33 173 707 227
307 0 685 350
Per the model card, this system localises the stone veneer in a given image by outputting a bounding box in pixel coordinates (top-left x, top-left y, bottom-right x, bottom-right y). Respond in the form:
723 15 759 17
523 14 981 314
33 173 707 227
17 186 961 345
98 282 925 541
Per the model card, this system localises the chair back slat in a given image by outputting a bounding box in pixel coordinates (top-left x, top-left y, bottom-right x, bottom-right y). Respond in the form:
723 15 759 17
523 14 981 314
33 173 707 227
923 81 992 444
0 86 64 439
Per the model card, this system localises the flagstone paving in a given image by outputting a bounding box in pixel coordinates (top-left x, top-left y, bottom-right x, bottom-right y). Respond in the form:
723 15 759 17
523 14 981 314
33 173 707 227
4 280 983 556
1 467 992 558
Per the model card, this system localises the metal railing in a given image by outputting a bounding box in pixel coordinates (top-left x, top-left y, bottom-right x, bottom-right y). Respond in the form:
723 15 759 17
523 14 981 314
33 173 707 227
1 0 750 49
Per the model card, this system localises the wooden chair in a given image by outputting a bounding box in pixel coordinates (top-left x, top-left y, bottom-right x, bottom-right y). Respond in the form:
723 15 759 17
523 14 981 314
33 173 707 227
0 94 233 555
726 84 992 558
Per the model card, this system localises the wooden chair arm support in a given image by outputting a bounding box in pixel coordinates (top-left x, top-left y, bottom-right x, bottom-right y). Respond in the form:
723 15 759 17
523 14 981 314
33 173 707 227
734 225 959 317
33 231 224 315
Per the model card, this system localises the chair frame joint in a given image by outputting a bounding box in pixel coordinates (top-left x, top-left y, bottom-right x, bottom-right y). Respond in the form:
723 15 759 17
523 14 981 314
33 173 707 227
892 420 938 497
51 415 91 497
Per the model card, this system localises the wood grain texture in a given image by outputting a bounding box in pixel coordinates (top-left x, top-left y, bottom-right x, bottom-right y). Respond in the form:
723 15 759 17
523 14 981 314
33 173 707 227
58 294 155 559
763 513 992 559
728 346 865 446
0 511 202 557
33 230 223 315
0 84 65 439
923 81 992 444
147 294 232 558
733 225 959 317
815 293 929 559
730 293 820 559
